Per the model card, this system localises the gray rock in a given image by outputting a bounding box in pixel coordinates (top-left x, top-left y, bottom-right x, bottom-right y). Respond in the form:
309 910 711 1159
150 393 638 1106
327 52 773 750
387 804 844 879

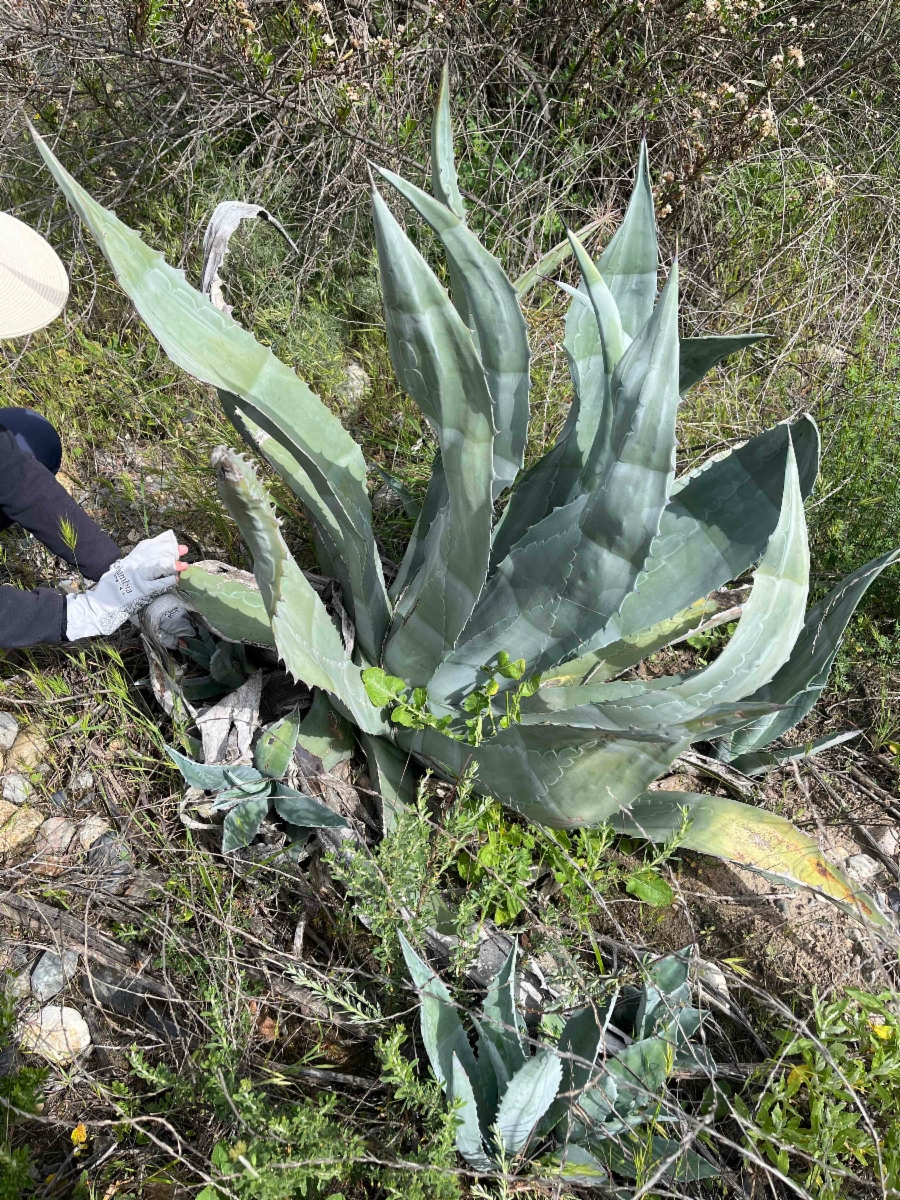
122 871 165 900
8 971 33 1000
87 833 134 892
142 1005 183 1041
76 816 110 851
34 817 76 856
875 826 900 859
0 804 43 855
2 945 32 973
0 713 19 752
371 485 402 513
5 727 47 772
336 362 371 405
49 791 67 809
68 771 94 798
31 950 79 1003
82 966 146 1016
846 853 882 883
1 774 32 805
20 1005 91 1064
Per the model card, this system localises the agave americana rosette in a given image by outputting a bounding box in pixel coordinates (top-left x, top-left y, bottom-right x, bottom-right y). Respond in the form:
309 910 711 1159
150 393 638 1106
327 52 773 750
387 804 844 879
29 68 897 939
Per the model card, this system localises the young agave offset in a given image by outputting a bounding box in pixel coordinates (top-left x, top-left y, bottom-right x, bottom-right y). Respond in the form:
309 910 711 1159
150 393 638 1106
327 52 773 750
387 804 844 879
29 67 897 937
166 708 348 853
399 932 719 1186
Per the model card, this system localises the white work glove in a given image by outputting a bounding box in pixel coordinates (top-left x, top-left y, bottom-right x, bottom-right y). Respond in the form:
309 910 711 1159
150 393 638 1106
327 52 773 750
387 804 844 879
65 530 180 640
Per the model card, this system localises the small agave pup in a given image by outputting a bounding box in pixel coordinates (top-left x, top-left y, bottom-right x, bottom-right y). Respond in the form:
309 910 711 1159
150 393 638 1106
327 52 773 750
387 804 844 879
28 66 897 937
166 707 349 853
399 932 720 1185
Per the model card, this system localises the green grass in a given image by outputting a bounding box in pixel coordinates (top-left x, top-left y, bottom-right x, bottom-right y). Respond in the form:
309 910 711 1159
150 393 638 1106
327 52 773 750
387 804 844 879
679 148 900 696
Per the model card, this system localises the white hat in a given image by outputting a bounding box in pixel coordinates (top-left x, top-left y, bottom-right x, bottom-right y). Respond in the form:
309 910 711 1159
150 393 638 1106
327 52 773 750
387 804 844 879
0 211 69 339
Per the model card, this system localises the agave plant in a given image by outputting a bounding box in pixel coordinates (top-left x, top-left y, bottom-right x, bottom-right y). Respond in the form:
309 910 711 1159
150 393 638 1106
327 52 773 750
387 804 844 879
29 67 897 937
167 706 349 852
399 932 719 1185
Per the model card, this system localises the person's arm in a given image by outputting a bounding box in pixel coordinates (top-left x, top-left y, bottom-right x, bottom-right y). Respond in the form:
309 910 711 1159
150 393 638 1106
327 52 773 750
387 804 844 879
0 426 120 580
0 533 190 650
0 584 66 648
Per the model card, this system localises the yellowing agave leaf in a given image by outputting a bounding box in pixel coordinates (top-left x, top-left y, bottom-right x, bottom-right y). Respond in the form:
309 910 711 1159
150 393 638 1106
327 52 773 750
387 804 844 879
609 790 895 942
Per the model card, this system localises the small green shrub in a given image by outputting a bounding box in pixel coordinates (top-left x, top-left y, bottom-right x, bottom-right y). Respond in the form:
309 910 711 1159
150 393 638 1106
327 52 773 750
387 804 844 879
0 986 47 1200
742 988 900 1198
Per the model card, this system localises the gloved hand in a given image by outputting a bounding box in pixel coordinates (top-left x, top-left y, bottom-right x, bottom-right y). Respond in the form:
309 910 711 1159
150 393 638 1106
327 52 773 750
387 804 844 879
65 530 181 640
135 593 198 649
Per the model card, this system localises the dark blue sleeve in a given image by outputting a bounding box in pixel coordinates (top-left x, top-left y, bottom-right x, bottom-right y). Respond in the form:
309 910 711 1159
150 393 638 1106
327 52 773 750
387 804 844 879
0 585 66 647
0 425 120 581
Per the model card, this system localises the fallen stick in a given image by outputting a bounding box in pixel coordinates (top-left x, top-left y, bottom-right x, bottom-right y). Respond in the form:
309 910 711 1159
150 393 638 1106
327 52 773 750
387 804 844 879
805 762 900 882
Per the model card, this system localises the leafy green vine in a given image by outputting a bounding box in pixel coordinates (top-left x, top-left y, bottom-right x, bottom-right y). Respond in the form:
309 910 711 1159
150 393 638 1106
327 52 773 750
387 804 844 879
361 652 541 745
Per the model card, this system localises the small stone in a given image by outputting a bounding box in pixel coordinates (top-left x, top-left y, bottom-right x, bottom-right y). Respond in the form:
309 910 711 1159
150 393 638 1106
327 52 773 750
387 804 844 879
123 872 165 900
33 818 77 876
5 726 48 772
370 484 402 513
76 816 110 852
49 791 67 809
30 950 79 1003
68 770 94 798
846 853 882 883
0 713 19 752
83 966 147 1016
19 1005 91 1064
1 774 32 805
1 946 32 974
656 774 696 792
87 832 133 891
336 361 371 405
8 972 33 1000
34 818 76 857
875 826 900 859
0 806 43 856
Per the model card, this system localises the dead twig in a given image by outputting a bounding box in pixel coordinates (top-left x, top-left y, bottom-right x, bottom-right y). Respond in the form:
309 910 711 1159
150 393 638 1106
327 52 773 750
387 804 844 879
677 750 758 800
262 1065 387 1091
0 890 176 1000
844 764 900 821
805 762 900 882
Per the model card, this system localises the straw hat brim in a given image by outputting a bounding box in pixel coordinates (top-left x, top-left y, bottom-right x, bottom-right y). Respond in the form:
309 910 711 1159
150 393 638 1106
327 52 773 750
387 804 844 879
0 211 69 339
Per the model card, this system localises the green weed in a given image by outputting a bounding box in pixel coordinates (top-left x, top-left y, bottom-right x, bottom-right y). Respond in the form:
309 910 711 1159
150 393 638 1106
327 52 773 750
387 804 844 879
0 986 47 1200
742 988 900 1198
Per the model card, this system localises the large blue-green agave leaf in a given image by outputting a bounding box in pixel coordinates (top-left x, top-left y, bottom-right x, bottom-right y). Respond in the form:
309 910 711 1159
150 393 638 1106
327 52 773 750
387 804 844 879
429 265 681 708
30 127 391 665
